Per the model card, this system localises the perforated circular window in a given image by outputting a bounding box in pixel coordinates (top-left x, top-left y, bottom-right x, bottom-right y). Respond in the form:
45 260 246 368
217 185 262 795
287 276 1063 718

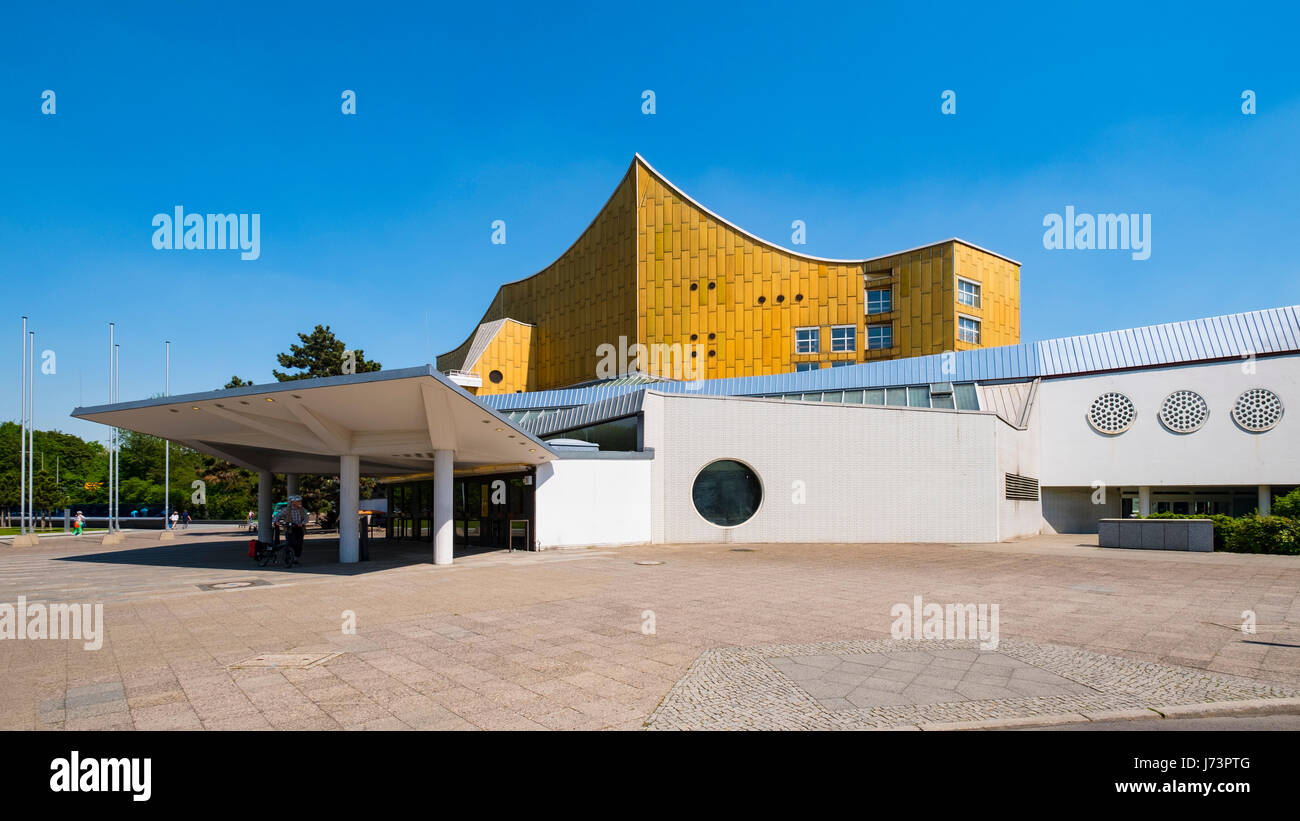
488 370 504 384
1158 390 1209 433
1086 392 1137 434
1231 388 1284 432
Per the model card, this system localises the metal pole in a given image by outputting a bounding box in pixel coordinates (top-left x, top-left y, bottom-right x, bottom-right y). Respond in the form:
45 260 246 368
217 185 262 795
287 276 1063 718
20 317 27 535
164 341 170 524
28 331 35 531
108 323 114 533
114 342 120 532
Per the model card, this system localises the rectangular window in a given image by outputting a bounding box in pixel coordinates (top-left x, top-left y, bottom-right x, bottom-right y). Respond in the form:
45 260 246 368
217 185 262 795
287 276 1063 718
795 327 820 354
866 288 892 314
867 323 893 349
958 315 981 344
830 325 856 352
863 389 884 405
795 361 818 372
885 387 908 406
957 278 981 308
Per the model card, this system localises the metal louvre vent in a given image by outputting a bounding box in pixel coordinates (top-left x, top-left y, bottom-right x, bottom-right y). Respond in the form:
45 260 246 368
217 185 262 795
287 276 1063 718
1005 473 1039 501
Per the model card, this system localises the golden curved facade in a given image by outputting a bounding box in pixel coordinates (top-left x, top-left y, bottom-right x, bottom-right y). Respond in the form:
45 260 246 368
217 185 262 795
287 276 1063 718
438 156 1020 395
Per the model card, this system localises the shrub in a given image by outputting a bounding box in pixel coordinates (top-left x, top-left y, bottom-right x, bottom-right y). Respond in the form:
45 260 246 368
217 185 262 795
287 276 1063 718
1223 515 1300 555
1271 487 1300 520
1141 512 1238 550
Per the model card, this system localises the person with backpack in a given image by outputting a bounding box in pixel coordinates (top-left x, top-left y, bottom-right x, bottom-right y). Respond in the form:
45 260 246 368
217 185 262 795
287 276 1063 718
72 511 85 536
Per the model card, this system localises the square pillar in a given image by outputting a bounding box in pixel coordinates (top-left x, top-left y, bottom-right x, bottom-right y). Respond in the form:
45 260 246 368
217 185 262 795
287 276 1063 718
339 455 360 563
1259 485 1272 516
434 449 454 565
257 469 273 543
1138 486 1152 517
286 473 299 498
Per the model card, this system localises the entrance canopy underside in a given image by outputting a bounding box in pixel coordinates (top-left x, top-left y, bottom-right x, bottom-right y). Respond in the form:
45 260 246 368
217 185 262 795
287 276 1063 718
71 366 556 475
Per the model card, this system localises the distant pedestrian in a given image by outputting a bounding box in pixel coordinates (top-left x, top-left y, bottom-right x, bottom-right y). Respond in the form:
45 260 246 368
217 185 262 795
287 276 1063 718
170 511 180 529
181 510 191 529
247 510 256 533
72 511 85 536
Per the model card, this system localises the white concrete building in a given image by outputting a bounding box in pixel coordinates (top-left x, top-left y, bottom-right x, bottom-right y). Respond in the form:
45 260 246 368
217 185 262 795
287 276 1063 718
73 305 1299 559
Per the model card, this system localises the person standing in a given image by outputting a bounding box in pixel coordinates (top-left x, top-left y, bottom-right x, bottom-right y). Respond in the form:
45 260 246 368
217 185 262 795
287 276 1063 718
170 510 180 529
276 495 309 565
72 511 85 536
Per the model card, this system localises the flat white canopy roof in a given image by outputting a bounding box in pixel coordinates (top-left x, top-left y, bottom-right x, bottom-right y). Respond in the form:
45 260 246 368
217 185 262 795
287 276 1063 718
71 366 556 475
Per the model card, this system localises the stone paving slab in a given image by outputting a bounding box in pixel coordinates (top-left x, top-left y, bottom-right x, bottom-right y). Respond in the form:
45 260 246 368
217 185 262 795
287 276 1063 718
3 531 1300 731
646 639 1300 730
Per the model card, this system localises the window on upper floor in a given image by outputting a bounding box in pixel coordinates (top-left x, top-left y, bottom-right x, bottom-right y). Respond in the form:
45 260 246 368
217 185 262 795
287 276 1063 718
795 362 819 372
830 325 856 352
958 315 982 344
866 288 892 315
795 327 820 354
867 323 893 350
957 278 981 308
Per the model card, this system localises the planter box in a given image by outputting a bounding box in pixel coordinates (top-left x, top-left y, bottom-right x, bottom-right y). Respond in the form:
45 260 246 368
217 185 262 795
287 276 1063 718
1098 518 1213 552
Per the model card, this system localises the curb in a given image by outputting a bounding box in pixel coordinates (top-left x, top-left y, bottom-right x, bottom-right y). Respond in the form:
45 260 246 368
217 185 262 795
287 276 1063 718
913 696 1300 731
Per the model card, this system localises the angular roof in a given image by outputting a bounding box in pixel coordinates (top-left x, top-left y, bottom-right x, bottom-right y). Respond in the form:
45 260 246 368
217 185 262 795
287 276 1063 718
479 305 1300 411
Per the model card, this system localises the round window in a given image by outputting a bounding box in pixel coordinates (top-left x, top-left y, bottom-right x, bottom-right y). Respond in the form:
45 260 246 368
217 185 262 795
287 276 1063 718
488 370 504 384
691 459 763 527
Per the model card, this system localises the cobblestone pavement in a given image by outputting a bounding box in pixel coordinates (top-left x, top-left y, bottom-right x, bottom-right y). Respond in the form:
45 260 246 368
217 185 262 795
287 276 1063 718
1 529 1298 730
646 639 1300 730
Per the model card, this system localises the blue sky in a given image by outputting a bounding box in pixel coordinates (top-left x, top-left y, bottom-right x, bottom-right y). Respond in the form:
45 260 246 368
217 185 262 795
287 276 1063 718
3 1 1298 441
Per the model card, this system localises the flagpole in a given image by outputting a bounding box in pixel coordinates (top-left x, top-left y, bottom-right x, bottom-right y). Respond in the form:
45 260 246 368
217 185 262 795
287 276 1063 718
108 323 115 533
20 317 27 535
28 330 35 531
114 342 120 532
164 340 170 525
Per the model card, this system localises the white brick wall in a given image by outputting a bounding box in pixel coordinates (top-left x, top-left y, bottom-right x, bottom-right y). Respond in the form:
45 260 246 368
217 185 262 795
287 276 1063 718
645 393 1004 544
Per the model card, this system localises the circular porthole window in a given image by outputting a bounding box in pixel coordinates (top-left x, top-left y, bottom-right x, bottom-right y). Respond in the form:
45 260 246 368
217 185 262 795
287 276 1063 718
1086 392 1136 434
1158 390 1209 433
691 459 763 528
1231 388 1284 432
488 370 504 384
757 296 766 304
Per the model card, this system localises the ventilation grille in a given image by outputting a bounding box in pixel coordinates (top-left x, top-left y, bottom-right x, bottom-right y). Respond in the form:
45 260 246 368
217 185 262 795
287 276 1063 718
1231 388 1284 432
1005 473 1040 501
1158 390 1209 433
1086 392 1137 434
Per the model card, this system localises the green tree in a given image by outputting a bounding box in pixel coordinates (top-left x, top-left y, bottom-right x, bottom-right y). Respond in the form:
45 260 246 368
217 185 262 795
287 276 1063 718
224 376 253 389
272 325 382 381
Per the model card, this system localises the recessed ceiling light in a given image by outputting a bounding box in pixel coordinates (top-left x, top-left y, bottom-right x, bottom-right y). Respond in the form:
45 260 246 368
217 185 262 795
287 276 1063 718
191 406 199 410
495 427 503 432
265 397 275 402
528 448 535 452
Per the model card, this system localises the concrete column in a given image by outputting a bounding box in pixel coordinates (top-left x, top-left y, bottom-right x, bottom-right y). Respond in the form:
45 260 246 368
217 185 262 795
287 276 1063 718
1259 485 1272 516
1138 486 1152 517
257 469 273 543
286 473 299 498
433 449 454 565
339 455 360 563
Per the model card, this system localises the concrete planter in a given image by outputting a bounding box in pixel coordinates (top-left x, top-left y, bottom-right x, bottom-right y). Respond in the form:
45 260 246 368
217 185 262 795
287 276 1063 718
1098 518 1213 552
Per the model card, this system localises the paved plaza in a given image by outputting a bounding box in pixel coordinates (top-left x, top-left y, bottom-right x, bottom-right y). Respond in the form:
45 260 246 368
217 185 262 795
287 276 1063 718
1 528 1299 730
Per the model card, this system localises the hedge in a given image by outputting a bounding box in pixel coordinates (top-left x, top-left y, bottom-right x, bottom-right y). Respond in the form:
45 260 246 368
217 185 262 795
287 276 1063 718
1142 512 1300 555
